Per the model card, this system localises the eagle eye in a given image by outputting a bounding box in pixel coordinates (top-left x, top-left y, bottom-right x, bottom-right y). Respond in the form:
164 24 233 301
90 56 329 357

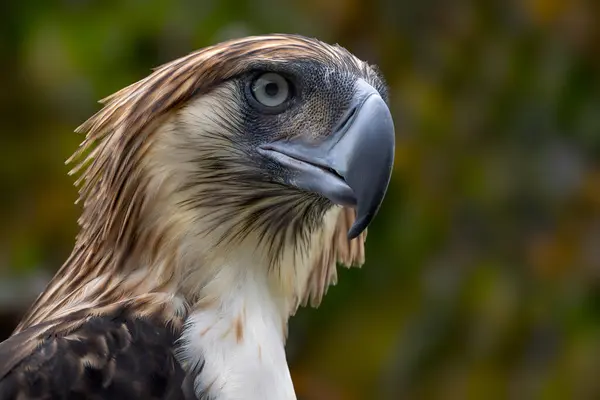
250 72 290 109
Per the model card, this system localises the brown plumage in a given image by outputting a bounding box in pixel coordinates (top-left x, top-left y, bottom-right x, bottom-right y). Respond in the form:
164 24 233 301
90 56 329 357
0 34 393 400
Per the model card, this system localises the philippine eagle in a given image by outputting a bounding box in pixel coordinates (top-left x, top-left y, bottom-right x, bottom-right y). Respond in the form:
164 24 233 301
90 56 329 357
0 34 394 400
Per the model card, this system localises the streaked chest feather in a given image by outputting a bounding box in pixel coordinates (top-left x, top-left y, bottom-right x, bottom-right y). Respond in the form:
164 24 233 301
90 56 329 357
176 257 297 400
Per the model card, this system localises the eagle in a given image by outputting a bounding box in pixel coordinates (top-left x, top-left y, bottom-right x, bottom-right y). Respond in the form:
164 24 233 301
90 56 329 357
0 34 394 400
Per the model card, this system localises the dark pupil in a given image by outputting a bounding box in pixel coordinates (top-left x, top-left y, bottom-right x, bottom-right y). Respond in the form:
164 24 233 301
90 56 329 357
265 82 279 97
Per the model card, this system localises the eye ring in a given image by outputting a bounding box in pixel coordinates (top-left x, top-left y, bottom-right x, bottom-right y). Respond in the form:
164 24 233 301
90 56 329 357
250 72 291 109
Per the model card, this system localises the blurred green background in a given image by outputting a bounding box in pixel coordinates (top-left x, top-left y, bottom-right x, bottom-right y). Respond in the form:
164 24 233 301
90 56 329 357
1 0 599 399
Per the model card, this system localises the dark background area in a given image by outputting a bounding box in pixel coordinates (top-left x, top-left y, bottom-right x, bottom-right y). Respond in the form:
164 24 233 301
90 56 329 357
1 1 599 399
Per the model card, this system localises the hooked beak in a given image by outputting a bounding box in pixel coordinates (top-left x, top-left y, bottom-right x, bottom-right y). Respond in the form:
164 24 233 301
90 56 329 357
258 79 395 239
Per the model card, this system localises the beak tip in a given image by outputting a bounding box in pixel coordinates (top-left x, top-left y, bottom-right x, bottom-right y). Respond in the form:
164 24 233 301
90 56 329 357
347 218 367 240
347 231 359 240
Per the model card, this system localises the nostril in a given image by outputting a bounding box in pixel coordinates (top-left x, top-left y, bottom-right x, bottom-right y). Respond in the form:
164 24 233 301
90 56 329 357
322 165 345 181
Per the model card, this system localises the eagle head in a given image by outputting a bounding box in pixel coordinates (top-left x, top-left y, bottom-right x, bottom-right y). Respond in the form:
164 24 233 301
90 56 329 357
15 34 394 400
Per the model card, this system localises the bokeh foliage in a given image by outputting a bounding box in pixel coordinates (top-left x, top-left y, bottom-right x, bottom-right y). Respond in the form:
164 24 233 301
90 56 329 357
1 0 599 399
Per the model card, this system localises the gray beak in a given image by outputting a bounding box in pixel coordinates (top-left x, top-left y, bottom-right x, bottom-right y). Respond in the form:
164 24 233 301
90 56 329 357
258 79 395 239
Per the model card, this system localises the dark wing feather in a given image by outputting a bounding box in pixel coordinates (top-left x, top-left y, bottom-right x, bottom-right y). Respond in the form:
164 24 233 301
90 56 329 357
0 313 194 400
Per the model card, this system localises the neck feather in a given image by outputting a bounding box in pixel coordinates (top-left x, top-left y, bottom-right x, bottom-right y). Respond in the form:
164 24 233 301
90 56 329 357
15 173 357 400
178 242 298 400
